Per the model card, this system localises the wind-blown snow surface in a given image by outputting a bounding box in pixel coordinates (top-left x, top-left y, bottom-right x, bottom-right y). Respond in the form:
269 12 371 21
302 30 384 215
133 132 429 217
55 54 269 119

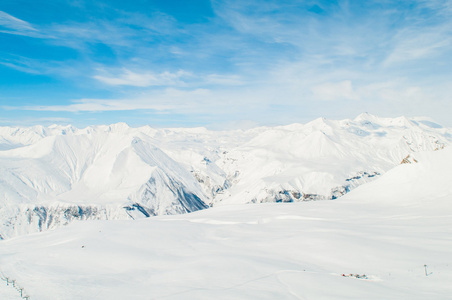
0 147 451 299
0 114 451 239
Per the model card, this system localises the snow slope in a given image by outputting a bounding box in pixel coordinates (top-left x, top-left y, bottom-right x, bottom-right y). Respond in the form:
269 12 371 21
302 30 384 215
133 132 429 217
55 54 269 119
0 114 450 238
0 147 451 299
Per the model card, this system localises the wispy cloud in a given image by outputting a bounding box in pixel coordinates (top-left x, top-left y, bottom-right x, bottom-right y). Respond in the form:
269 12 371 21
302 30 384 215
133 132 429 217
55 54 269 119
48 21 137 50
0 54 92 78
384 34 451 66
383 7 452 66
0 60 42 74
43 11 181 54
211 0 310 46
0 9 192 85
12 88 211 113
0 11 46 38
0 116 73 126
92 68 247 88
93 69 192 87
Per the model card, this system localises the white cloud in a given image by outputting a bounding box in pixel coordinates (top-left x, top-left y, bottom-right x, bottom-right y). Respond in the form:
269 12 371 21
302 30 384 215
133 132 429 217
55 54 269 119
17 88 211 112
93 69 192 87
204 74 245 86
384 29 452 66
0 11 42 37
0 117 73 126
0 55 89 77
93 68 247 88
211 0 305 46
0 61 42 74
0 11 36 31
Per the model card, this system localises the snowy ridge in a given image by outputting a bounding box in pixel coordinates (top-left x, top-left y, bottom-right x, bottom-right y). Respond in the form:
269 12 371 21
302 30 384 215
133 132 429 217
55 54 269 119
211 114 450 205
0 114 450 238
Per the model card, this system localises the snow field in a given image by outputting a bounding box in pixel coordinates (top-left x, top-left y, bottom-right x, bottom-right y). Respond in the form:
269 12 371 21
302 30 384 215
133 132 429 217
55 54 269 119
1 200 451 299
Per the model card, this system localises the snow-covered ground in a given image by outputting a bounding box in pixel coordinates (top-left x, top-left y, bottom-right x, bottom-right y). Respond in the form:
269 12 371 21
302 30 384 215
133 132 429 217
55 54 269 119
0 147 451 299
0 114 450 239
0 280 22 300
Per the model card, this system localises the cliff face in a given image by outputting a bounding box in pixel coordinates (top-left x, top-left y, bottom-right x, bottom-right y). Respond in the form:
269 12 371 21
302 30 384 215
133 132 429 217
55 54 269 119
0 205 125 239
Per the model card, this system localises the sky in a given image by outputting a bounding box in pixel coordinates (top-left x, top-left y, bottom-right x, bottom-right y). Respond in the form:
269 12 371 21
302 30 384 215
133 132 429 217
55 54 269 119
0 0 451 129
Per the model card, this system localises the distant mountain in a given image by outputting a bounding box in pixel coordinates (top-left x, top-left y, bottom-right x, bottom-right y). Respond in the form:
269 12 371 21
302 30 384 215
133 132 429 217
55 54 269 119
0 114 450 238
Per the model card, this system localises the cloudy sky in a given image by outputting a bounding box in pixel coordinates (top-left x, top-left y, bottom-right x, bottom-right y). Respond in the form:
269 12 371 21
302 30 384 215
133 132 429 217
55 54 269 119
0 0 451 128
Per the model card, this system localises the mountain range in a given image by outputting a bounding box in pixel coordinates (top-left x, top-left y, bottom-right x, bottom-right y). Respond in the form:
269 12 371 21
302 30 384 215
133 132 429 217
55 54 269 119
0 118 451 299
0 113 450 239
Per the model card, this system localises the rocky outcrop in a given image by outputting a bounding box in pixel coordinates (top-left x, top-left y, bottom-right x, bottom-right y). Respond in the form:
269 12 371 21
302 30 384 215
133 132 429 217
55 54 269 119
401 154 418 164
0 204 129 240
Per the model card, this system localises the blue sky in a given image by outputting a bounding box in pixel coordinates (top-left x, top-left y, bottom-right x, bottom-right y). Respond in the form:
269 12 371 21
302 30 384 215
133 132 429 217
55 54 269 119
0 0 451 128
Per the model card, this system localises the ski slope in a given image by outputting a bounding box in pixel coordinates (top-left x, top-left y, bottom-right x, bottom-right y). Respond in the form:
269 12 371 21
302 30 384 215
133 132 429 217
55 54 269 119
0 147 451 299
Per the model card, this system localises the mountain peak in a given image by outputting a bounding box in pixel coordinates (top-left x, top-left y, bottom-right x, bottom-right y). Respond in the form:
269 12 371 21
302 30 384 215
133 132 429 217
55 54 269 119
107 122 130 133
354 112 379 123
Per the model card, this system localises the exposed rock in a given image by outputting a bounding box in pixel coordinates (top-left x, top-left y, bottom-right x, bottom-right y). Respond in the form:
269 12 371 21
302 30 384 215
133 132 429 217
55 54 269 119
401 154 418 164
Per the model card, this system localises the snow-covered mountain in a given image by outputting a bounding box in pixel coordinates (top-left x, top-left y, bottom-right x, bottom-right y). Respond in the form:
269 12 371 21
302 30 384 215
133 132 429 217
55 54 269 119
0 114 450 239
1 139 451 300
